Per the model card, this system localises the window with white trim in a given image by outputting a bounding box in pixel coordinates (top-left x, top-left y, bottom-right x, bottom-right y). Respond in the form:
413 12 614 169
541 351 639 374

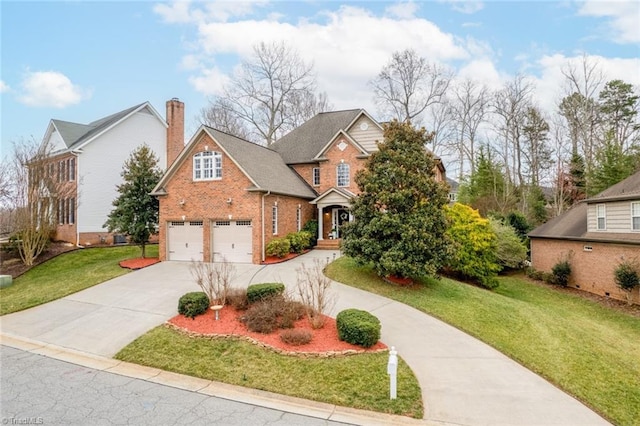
272 205 278 235
596 204 606 230
193 151 222 181
68 158 75 181
68 198 75 224
337 163 350 187
632 202 640 231
312 168 320 186
296 205 301 231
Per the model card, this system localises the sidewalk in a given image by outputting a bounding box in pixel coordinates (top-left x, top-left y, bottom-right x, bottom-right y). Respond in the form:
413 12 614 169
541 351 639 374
0 250 610 425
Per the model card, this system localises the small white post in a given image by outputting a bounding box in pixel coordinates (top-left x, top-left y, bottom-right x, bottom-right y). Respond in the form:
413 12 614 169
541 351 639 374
387 346 398 400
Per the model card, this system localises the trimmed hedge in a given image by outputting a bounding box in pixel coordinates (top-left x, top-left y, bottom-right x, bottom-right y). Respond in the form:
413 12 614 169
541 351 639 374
286 231 313 254
266 238 290 258
551 260 571 287
178 292 209 319
247 283 285 303
336 309 381 348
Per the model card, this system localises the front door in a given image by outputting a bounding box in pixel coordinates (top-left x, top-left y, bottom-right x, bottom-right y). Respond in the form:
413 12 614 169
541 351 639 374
332 208 350 238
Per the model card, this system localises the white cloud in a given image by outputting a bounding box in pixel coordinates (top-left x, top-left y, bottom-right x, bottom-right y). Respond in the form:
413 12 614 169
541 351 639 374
18 70 90 108
188 66 230 96
456 58 505 90
577 0 640 43
385 1 419 19
441 0 484 14
0 80 9 93
153 0 268 24
530 53 640 114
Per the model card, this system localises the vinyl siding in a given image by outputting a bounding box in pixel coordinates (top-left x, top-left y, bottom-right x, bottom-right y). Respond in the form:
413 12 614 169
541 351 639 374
587 200 640 233
347 116 382 153
76 110 166 234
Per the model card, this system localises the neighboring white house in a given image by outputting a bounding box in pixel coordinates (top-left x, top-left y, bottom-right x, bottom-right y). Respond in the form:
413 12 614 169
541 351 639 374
41 102 168 245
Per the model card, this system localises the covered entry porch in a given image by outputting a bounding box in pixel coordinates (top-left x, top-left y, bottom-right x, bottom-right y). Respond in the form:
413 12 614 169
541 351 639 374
310 188 354 249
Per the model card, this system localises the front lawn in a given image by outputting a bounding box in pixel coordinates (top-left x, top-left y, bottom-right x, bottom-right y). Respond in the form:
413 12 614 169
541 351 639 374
325 257 640 426
115 326 423 418
0 245 158 316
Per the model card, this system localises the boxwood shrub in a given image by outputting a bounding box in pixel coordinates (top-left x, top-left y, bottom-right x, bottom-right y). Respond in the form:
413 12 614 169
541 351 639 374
336 308 381 348
266 238 290 258
178 292 209 319
246 283 285 303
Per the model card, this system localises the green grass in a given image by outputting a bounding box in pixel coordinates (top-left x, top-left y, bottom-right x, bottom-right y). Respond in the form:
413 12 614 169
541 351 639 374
325 257 640 426
116 326 423 418
0 245 158 316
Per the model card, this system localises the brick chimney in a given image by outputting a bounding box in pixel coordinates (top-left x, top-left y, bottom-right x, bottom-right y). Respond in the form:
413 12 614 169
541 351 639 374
166 98 185 167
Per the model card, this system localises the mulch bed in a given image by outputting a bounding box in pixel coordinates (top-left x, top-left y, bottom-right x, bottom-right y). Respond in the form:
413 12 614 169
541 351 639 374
168 308 388 357
261 250 310 265
1 242 78 278
119 257 160 270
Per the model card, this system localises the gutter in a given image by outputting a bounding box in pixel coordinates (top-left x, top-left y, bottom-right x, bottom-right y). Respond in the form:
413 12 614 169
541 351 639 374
261 190 271 262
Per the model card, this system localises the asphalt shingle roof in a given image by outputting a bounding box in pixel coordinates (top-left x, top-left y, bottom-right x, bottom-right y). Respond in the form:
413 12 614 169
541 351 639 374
529 170 640 244
205 127 316 199
271 109 363 164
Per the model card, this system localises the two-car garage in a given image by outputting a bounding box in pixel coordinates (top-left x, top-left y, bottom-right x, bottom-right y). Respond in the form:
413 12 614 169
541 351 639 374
167 220 253 263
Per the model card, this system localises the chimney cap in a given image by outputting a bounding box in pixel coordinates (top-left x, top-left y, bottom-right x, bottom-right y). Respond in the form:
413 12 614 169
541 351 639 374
170 97 180 102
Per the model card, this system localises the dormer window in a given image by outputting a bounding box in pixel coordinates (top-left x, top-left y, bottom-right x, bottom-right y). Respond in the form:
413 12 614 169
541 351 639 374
193 151 222 181
337 163 350 187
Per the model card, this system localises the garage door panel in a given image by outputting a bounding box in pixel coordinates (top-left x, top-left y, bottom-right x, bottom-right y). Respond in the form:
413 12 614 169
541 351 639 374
168 221 203 261
212 220 252 263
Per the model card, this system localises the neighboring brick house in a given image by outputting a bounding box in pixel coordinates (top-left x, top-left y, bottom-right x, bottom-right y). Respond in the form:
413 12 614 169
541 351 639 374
529 171 640 304
152 101 446 264
41 102 167 245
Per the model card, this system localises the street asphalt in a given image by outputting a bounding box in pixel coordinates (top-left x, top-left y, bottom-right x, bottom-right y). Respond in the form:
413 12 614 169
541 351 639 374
0 249 611 425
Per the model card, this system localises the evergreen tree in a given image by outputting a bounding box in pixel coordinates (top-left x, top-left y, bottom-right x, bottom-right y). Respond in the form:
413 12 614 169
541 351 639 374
104 144 163 258
342 120 450 280
589 130 637 196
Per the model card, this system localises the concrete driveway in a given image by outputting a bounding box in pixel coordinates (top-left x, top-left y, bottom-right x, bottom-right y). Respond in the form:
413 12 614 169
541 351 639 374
0 250 610 425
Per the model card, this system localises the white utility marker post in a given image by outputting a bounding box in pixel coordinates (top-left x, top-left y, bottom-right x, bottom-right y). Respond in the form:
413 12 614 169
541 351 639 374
387 346 398 400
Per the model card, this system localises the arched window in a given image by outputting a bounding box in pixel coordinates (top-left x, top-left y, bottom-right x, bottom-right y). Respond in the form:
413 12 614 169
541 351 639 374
193 151 222 181
337 163 350 187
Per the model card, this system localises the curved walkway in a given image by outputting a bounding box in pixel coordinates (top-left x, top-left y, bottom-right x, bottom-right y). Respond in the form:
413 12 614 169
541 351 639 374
0 250 609 425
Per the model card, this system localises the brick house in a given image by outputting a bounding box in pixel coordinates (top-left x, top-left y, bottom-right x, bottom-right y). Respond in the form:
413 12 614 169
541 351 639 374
152 100 445 264
529 171 640 304
41 102 167 245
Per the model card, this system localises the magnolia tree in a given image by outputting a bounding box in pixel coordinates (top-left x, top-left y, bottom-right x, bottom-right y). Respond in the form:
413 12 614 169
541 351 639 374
342 120 451 280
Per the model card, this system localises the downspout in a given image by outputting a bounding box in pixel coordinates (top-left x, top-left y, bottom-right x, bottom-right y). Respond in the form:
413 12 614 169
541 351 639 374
261 190 271 262
70 150 82 248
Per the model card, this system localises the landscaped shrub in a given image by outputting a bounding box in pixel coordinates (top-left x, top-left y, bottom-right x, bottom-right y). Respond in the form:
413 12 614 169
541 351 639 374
279 299 307 329
489 217 528 270
551 260 571 287
266 238 291 258
336 309 381 348
614 260 639 304
279 329 313 346
178 292 209 319
301 219 319 246
246 283 285 303
241 300 280 334
226 287 249 311
444 203 500 289
525 267 544 281
286 231 313 254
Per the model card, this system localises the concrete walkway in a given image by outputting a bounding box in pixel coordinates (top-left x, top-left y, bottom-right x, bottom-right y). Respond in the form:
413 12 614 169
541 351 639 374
0 250 610 425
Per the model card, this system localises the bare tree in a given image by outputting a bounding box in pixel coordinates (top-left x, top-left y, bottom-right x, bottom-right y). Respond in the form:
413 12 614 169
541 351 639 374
522 106 552 187
199 98 251 140
4 138 74 266
285 90 332 129
370 49 452 124
447 79 489 177
560 54 605 172
492 75 534 188
190 258 236 306
296 258 335 329
203 41 323 146
425 99 455 157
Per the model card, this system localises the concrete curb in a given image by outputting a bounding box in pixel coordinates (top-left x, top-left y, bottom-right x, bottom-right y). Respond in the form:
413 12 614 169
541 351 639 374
0 332 438 426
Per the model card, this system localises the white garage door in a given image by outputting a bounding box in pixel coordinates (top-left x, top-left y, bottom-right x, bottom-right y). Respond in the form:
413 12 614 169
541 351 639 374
167 221 203 261
212 220 253 263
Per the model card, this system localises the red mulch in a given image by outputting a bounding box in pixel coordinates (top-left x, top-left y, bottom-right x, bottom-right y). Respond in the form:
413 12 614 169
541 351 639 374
261 250 309 265
119 257 160 270
384 275 414 286
168 308 388 356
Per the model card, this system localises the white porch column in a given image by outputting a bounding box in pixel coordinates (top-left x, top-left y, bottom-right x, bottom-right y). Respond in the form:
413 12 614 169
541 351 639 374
317 204 324 240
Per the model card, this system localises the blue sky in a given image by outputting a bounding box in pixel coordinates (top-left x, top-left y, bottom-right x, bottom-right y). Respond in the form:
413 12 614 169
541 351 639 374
2 0 639 160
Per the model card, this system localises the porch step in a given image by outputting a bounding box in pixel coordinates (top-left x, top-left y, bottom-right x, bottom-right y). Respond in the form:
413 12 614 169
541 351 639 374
315 239 341 250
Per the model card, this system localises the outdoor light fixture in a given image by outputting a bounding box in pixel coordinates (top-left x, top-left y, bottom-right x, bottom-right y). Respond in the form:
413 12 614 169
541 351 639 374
179 199 185 207
226 198 232 205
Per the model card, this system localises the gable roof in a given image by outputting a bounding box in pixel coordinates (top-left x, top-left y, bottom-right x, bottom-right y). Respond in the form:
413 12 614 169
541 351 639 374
271 109 364 164
585 170 640 203
529 171 640 244
314 129 369 160
152 126 316 199
46 102 166 153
